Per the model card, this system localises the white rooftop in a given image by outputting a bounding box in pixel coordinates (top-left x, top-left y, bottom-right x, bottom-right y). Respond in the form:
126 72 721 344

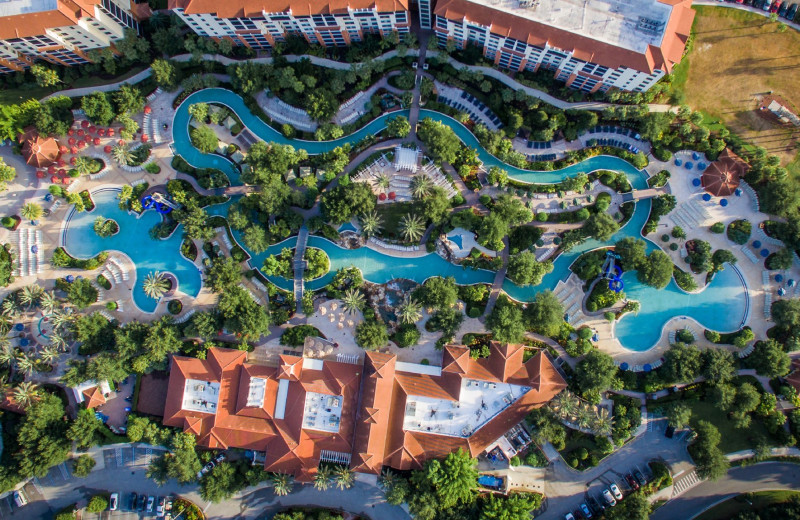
394 146 420 173
467 0 671 53
181 379 220 414
403 378 530 437
246 377 267 408
302 391 344 433
0 0 57 17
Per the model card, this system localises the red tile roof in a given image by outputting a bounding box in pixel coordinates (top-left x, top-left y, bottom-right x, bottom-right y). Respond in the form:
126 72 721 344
702 148 750 197
82 386 106 409
161 342 564 479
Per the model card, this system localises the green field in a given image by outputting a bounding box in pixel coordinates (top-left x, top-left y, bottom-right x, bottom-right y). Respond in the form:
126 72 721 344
694 490 800 520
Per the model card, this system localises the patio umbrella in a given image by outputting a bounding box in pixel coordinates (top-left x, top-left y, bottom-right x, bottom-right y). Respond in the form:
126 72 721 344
70 156 77 165
144 106 152 114
65 275 75 282
19 338 28 347
141 134 149 143
692 152 700 160
692 178 701 187
47 165 56 174
117 139 124 145
93 137 101 145
776 274 784 283
735 188 742 196
702 193 711 201
59 145 68 154
753 240 762 248
89 126 96 133
620 362 629 371
68 129 74 136
36 170 45 179
50 176 59 183
674 158 683 166
643 364 652 372
98 128 105 136
378 193 386 201
107 128 115 136
789 279 796 287
778 287 786 296
68 137 76 145
720 199 728 207
761 249 770 258
81 120 89 128
685 162 693 170
77 129 84 137
30 245 37 254
57 159 66 167
45 193 52 202
77 140 86 149
104 145 112 153
14 323 23 331
58 168 66 176
698 162 707 170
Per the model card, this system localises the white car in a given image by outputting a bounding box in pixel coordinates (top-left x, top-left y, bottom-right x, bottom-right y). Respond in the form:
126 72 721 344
602 489 617 507
109 492 119 511
610 483 623 501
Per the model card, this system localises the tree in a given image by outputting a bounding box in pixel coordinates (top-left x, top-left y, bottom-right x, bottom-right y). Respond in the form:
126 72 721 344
687 239 713 273
701 348 736 384
205 257 242 293
526 290 564 337
0 156 16 192
81 92 114 126
605 492 650 520
574 350 617 396
15 393 70 479
355 320 388 350
271 473 292 496
486 298 525 343
662 343 701 383
113 84 145 116
11 381 39 408
414 276 458 310
20 202 42 221
506 252 553 286
413 449 478 510
637 250 673 289
342 287 366 315
417 118 461 164
767 247 794 270
143 271 170 300
747 340 791 378
72 454 96 478
67 408 102 449
486 166 508 187
321 183 376 224
313 466 332 491
360 210 383 237
691 420 729 480
66 278 98 309
333 465 354 490
217 286 270 340
418 187 451 225
411 174 434 199
199 461 238 502
665 402 692 429
399 214 425 242
31 64 59 87
151 59 178 90
480 493 542 520
386 115 411 138
93 216 115 238
111 143 133 166
583 213 619 241
614 237 647 272
87 495 109 513
190 125 219 154
175 199 214 241
397 295 422 324
164 432 202 484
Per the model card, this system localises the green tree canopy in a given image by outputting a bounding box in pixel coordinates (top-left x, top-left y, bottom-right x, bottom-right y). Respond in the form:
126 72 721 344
418 118 461 164
747 339 791 378
386 115 411 138
614 238 647 272
574 350 617 396
506 252 553 287
662 343 701 383
190 125 219 154
81 92 115 126
486 298 525 343
583 213 620 241
355 320 388 350
321 182 376 224
637 250 673 289
525 290 564 338
413 276 458 310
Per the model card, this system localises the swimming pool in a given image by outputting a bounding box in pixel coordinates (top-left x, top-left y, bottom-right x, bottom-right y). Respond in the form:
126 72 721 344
63 189 203 313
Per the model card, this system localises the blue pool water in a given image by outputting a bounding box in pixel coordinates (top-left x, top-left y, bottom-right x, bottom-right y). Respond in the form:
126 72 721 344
60 88 749 352
63 189 202 313
338 222 358 233
447 233 464 249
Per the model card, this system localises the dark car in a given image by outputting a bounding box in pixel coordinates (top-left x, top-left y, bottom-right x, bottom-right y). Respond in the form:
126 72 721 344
665 425 675 438
137 494 146 512
625 474 640 491
786 2 798 18
586 495 603 513
633 470 647 487
779 2 789 14
129 492 137 511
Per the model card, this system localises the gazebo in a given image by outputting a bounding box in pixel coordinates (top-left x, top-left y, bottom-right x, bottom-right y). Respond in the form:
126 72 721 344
701 148 749 197
19 127 60 168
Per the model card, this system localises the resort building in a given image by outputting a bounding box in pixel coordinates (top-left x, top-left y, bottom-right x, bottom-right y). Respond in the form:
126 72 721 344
168 0 411 50
0 0 148 73
432 0 695 92
160 342 566 480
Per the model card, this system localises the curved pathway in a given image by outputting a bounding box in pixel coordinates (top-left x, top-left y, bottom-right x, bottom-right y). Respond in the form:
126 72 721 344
651 462 800 520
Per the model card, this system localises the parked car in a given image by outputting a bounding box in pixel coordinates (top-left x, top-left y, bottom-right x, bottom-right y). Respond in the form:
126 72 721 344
109 493 119 511
625 474 640 491
770 0 782 12
157 496 166 517
137 494 146 511
786 3 798 19
779 1 789 14
580 503 593 518
610 483 623 501
763 0 773 10
214 452 226 464
587 495 604 513
129 492 138 511
565 514 576 520
197 460 216 479
602 489 617 507
146 496 155 513
12 491 27 508
633 470 647 487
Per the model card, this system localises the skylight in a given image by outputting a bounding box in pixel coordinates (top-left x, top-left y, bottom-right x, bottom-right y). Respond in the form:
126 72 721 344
181 379 220 414
302 391 344 433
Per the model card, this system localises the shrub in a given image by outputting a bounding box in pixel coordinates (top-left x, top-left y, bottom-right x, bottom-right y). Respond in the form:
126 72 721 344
394 323 421 347
661 234 670 242
87 495 109 513
676 328 694 343
727 219 751 245
669 243 678 251
1 216 14 228
604 311 615 322
710 222 724 234
143 162 161 174
167 299 182 315
280 325 321 346
705 330 721 343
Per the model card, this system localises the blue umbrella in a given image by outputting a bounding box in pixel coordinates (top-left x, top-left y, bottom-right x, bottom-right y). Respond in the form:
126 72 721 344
720 199 728 207
778 288 786 296
620 362 629 371
692 152 700 160
735 188 742 196
643 364 652 372
19 338 28 347
65 275 75 283
761 249 770 258
702 193 711 201
685 162 693 170
776 274 784 283
30 245 38 254
698 162 707 170
14 323 23 331
44 193 52 202
675 158 683 166
692 178 701 187
789 279 796 287
753 240 762 249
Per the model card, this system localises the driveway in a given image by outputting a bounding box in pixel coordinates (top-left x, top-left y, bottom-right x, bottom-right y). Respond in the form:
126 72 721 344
651 462 800 520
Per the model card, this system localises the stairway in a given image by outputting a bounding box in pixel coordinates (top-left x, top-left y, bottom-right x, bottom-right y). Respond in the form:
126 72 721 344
293 227 309 315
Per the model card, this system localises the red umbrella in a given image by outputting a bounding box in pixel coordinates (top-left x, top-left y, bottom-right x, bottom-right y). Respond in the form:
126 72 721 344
70 146 78 154
62 176 71 184
51 176 60 184
68 129 74 136
144 106 152 114
77 129 84 137
47 165 56 174
118 139 124 145
89 126 96 133
97 128 105 136
57 159 66 167
81 120 89 128
58 168 66 176
69 157 77 165
36 171 45 179
68 137 75 145
378 193 387 201
141 134 149 143
59 145 68 154
388 192 396 200
77 140 86 149
104 145 112 153
93 137 101 145
107 128 115 136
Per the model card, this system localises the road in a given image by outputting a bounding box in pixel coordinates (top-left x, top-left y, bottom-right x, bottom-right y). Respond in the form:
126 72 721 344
15 445 410 520
651 462 800 520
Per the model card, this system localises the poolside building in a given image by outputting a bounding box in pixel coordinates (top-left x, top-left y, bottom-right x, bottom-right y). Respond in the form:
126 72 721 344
0 0 149 73
160 342 565 480
168 0 411 50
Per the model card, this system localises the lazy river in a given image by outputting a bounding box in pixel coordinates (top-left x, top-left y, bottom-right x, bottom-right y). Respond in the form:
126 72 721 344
63 88 747 352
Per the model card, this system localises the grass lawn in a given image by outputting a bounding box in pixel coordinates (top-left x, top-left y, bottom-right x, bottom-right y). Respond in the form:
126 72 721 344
674 6 800 173
694 490 800 520
376 201 415 239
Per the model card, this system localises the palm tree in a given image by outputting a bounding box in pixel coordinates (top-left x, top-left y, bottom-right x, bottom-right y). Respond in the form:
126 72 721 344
12 381 38 409
111 143 133 166
593 407 613 436
313 466 332 491
39 345 59 365
341 287 365 315
576 405 593 430
39 291 58 315
380 469 397 489
397 295 422 324
399 214 425 242
271 473 292 496
15 353 35 376
410 174 434 199
333 465 354 490
73 156 95 176
375 173 391 193
20 202 43 221
49 309 73 331
551 391 579 420
49 331 67 351
360 211 383 238
143 271 170 300
0 343 15 367
0 376 10 398
19 284 44 309
1 298 20 319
